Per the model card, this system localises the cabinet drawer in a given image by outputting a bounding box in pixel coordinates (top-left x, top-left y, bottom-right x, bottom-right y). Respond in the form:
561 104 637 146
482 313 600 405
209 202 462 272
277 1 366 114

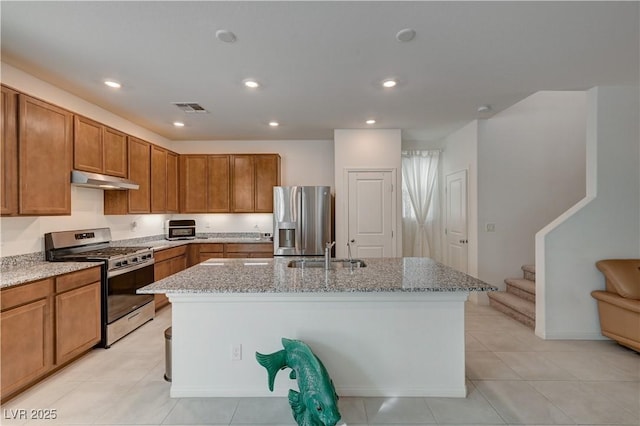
199 243 224 253
1 279 53 311
154 245 187 262
225 243 273 253
55 267 102 294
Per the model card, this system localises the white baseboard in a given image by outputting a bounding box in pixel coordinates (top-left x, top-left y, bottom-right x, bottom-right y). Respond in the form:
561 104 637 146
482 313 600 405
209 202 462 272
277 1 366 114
541 331 609 340
170 385 468 398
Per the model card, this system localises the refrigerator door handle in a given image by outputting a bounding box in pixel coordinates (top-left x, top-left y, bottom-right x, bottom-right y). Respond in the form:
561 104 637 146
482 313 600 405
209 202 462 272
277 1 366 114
299 188 305 254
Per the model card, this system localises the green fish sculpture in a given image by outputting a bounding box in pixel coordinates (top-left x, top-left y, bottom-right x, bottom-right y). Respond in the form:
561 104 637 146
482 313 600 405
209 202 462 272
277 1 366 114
256 338 342 426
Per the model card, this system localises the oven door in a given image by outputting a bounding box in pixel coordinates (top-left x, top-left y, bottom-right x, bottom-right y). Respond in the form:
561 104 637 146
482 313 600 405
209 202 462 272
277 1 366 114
107 263 155 324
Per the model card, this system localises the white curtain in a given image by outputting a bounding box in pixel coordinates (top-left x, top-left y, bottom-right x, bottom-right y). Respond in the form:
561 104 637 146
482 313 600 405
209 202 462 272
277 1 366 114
401 150 441 259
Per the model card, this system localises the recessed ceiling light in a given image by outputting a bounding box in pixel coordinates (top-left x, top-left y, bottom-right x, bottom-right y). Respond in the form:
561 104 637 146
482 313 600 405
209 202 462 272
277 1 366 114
396 28 416 42
244 79 260 89
366 119 376 125
173 121 185 127
104 80 121 89
269 121 279 127
477 105 492 113
216 29 236 43
382 79 397 88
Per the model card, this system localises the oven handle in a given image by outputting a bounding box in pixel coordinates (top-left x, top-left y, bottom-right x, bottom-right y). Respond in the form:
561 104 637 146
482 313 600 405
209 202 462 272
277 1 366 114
107 259 155 278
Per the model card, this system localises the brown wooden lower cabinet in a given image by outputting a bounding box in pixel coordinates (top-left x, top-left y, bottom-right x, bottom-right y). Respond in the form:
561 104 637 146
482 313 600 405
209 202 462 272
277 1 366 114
55 281 101 365
153 245 188 310
0 266 102 403
194 243 224 265
0 278 54 402
225 243 274 258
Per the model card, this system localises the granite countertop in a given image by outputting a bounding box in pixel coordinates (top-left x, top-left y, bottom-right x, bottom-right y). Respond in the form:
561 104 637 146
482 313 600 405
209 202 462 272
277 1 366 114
139 257 497 294
142 237 273 252
0 261 103 289
0 235 272 289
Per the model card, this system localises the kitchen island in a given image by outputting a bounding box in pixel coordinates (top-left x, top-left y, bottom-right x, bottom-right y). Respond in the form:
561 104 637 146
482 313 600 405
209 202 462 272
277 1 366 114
139 257 496 398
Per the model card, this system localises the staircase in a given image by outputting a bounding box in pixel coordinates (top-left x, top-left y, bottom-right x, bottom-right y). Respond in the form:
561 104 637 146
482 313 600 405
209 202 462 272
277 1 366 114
488 265 536 328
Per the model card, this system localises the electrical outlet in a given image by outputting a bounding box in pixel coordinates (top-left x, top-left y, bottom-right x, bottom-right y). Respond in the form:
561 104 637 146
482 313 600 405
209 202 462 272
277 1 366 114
231 343 242 361
485 223 496 232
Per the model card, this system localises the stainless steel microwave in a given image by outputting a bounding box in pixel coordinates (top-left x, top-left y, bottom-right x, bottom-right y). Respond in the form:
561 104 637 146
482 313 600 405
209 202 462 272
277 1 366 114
165 220 196 240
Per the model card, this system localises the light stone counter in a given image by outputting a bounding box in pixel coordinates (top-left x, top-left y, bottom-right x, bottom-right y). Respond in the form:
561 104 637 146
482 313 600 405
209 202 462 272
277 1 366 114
138 257 495 294
0 260 103 289
141 257 495 399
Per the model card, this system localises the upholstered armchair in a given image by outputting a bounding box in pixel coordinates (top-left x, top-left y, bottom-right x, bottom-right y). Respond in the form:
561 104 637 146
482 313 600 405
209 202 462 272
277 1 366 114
591 259 640 352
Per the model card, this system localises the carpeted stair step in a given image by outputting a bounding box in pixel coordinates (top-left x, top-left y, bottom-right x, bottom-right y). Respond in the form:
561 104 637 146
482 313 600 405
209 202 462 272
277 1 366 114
522 264 536 282
488 291 535 328
505 278 536 303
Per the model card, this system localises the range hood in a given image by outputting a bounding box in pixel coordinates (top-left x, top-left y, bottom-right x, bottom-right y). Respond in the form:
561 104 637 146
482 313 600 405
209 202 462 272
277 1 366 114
71 170 139 190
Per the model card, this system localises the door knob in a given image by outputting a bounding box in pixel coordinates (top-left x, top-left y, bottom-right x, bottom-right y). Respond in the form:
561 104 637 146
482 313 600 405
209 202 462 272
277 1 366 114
459 239 468 244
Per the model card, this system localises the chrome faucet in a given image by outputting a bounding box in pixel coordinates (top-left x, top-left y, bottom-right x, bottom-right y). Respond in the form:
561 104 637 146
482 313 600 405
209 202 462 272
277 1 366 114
347 239 355 263
325 241 336 270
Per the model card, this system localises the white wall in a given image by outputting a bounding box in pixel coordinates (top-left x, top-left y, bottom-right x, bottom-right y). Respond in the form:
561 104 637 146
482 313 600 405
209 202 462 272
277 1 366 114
536 86 640 339
334 129 402 258
0 64 335 256
477 91 587 289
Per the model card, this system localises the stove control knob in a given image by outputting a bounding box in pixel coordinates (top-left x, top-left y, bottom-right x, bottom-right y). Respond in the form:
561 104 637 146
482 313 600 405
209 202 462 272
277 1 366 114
132 257 139 263
121 260 128 266
115 261 122 267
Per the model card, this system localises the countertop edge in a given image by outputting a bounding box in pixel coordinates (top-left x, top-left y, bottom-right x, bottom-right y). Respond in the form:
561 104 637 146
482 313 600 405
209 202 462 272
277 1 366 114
0 261 104 289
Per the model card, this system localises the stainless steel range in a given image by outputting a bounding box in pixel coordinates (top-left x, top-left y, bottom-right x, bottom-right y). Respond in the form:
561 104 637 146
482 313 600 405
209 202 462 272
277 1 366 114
45 228 155 348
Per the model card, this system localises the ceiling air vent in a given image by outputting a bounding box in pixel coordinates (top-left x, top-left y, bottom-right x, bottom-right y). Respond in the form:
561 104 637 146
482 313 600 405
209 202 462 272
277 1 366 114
172 102 209 113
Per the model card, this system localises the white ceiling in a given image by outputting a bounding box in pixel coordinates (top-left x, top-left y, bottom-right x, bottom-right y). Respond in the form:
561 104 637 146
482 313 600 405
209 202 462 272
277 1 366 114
1 1 638 142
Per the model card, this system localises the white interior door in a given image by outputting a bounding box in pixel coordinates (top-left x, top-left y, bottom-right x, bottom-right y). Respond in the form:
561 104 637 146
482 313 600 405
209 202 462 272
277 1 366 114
445 170 468 273
347 170 394 258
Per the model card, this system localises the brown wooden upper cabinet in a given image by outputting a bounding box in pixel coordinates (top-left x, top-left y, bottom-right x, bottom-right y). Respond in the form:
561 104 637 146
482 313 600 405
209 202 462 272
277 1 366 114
180 154 279 214
104 136 151 214
166 151 179 213
254 154 281 212
180 154 230 213
231 154 280 213
18 94 73 215
126 137 151 213
150 146 179 213
151 145 168 213
73 115 127 178
1 85 18 216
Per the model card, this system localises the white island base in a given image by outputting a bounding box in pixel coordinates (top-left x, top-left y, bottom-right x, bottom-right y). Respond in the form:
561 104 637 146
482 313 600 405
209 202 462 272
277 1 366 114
168 291 469 398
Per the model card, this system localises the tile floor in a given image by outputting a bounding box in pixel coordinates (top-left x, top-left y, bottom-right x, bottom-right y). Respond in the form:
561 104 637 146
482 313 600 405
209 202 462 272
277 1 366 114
1 302 638 425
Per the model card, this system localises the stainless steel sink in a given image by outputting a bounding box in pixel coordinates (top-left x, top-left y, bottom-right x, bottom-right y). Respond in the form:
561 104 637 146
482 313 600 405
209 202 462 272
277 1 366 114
287 259 367 269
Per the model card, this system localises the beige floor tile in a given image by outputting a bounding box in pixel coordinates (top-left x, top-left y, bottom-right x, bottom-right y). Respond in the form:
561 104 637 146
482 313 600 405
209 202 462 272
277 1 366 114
95 380 177 424
337 397 368 424
530 380 639 425
465 332 490 352
425 386 505 424
465 352 521 380
467 331 536 352
364 397 436 424
28 381 138 424
230 397 296 424
493 352 577 380
161 398 239 424
473 380 574 424
541 350 640 381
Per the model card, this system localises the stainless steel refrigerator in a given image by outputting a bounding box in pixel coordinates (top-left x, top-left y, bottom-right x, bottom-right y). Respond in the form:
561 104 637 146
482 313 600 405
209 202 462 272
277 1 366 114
273 186 331 256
